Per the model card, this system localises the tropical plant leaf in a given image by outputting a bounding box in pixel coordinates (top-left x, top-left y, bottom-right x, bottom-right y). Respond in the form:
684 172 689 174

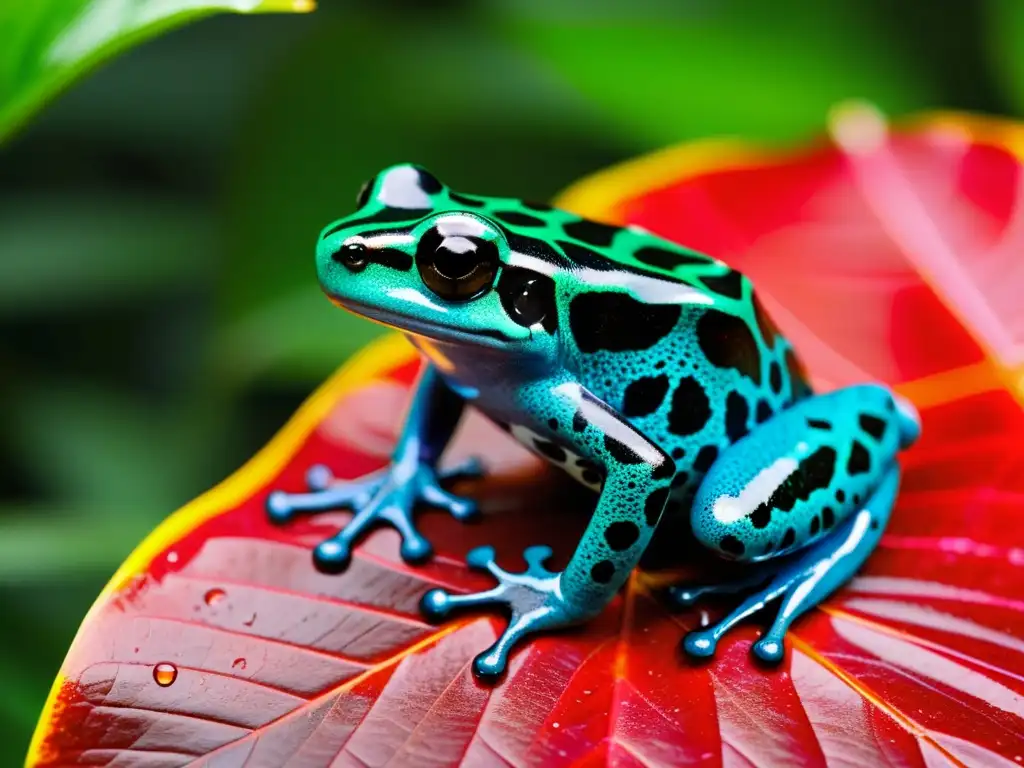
498 0 935 146
28 111 1024 766
0 0 312 143
987 0 1024 115
0 194 213 314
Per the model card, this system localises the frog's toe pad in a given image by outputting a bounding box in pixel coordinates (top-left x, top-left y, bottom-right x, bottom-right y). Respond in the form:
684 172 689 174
399 533 433 564
666 586 701 608
682 630 719 659
752 637 786 664
420 588 454 622
313 539 352 574
417 544 576 682
466 545 497 571
472 649 508 683
305 464 334 491
265 491 295 523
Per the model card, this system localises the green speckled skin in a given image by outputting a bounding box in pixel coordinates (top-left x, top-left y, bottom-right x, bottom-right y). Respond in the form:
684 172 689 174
267 164 921 680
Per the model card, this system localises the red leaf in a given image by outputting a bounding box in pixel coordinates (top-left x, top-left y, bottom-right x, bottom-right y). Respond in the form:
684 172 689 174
29 109 1024 766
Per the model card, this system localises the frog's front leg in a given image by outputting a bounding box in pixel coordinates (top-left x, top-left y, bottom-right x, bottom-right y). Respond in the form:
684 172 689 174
674 384 920 663
421 382 673 682
266 363 480 572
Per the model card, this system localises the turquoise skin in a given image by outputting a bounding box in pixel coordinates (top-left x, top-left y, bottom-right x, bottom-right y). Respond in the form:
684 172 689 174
266 164 921 681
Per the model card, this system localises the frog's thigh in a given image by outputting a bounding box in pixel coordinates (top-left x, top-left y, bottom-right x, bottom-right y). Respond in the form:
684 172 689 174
689 384 916 562
683 464 900 662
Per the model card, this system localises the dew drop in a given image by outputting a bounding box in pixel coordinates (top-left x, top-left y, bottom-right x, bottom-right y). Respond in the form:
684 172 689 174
167 551 179 564
204 588 226 606
153 663 177 687
232 657 247 670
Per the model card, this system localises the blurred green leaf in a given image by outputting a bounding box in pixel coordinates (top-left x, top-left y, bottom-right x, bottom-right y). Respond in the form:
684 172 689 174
0 0 312 143
0 193 214 314
219 14 624 385
7 383 217 512
495 0 937 145
0 508 142 581
211 283 386 384
986 0 1024 114
0 577 107 754
0 653 43 743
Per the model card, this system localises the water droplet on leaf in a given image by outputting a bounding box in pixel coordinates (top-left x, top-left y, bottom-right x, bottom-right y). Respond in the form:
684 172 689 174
153 663 177 687
204 588 226 606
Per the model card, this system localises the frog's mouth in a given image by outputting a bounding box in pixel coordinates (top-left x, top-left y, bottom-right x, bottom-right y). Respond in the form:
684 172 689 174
330 296 512 346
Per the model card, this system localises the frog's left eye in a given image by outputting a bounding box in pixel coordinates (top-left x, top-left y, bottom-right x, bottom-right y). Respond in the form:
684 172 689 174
416 225 499 302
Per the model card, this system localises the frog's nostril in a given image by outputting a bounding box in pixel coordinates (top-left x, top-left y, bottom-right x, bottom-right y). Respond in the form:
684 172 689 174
333 242 368 272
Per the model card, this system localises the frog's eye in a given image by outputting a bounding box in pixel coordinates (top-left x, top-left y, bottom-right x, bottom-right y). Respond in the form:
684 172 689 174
416 224 499 302
497 267 557 333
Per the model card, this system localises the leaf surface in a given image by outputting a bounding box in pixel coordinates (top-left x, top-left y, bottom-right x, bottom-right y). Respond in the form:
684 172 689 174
29 111 1024 766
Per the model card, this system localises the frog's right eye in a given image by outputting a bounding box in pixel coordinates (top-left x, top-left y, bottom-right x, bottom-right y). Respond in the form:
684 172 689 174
497 267 557 333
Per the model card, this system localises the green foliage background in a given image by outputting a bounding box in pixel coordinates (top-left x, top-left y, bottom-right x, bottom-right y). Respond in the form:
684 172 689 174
2 0 1023 761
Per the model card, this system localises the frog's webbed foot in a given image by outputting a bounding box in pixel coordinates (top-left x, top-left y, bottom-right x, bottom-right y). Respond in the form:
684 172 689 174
678 466 899 664
420 545 586 682
266 456 483 573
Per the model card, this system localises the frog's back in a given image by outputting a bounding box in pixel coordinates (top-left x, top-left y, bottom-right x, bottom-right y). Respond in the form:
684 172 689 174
517 219 810 499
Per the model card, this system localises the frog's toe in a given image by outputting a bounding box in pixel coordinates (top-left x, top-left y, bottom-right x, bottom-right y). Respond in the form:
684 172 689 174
417 544 577 683
305 464 334 492
420 482 479 522
472 648 507 683
438 456 486 482
681 630 719 659
313 537 353 574
265 474 378 526
465 545 497 570
667 585 710 608
752 636 786 664
420 588 454 622
397 527 433 563
266 491 296 523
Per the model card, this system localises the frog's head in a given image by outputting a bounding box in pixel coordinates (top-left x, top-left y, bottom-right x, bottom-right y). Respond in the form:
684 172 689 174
316 164 562 356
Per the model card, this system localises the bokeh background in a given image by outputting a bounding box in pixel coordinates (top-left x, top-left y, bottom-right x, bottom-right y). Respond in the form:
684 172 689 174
2 0 1024 760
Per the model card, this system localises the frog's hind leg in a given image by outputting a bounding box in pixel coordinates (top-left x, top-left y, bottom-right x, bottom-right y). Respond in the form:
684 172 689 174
677 383 917 662
683 464 899 662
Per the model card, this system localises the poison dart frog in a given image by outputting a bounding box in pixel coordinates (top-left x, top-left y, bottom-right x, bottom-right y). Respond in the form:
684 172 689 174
267 164 920 681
